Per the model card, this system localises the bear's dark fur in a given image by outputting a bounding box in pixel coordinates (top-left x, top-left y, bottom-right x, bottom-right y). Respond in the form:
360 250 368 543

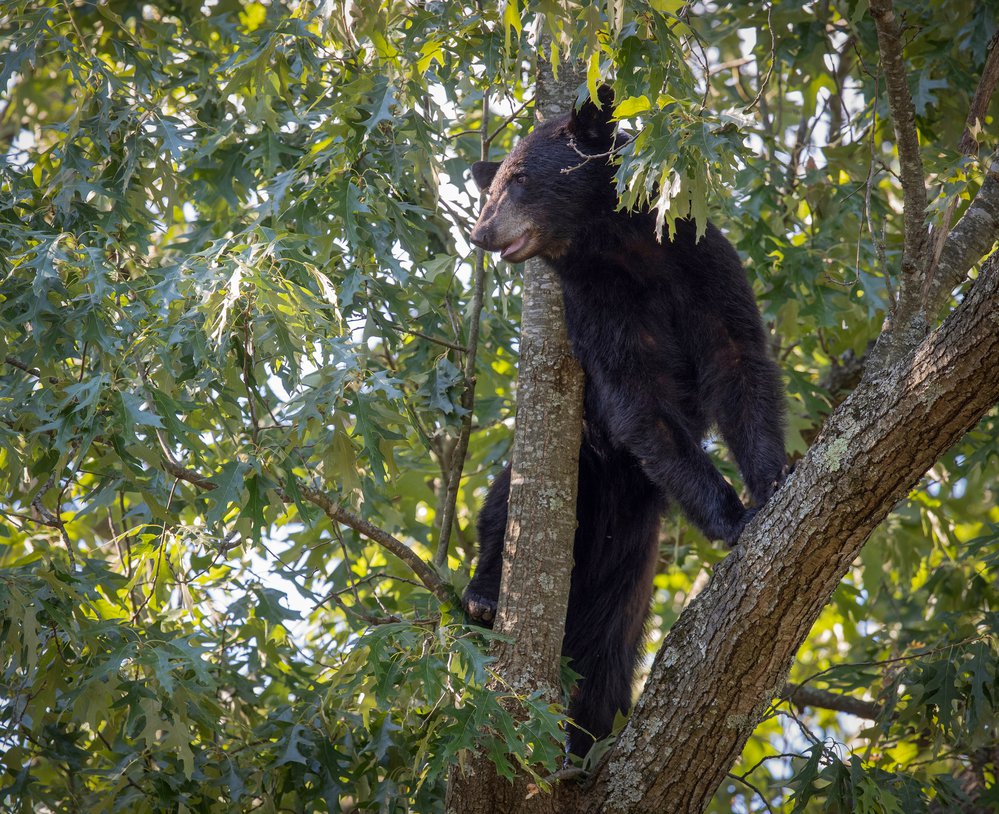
463 86 787 756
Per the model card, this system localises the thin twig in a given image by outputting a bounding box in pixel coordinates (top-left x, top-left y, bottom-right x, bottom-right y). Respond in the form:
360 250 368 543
4 356 42 378
130 481 177 622
561 133 636 174
296 483 451 602
796 634 993 693
326 530 405 624
77 342 87 383
29 469 76 568
129 526 167 622
383 320 468 352
860 81 892 299
146 432 450 601
779 682 881 719
485 97 531 145
3 356 60 388
60 0 95 61
784 95 830 198
241 301 259 446
742 4 775 114
738 752 826 780
0 509 60 530
726 772 776 814
434 84 491 569
448 97 532 146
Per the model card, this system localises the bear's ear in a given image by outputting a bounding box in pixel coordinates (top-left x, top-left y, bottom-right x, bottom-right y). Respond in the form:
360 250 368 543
471 161 501 191
569 84 616 145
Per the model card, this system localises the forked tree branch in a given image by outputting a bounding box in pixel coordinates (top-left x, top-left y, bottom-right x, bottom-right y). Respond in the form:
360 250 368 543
582 256 999 814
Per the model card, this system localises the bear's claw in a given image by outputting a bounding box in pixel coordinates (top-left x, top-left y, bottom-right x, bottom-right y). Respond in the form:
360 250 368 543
724 507 759 547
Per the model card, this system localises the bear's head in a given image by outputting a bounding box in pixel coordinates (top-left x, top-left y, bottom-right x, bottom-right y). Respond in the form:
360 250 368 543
468 85 621 263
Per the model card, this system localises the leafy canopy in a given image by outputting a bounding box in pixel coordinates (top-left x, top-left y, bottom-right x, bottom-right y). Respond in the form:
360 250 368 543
0 0 997 812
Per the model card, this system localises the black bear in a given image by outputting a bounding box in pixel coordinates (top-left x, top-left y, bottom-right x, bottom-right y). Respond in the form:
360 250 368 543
463 86 786 756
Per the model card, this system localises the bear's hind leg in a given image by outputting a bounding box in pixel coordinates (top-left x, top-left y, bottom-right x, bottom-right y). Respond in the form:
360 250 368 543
562 458 662 756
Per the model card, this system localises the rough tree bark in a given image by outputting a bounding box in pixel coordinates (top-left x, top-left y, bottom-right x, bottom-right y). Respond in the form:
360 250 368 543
448 5 999 812
444 51 586 814
580 254 999 814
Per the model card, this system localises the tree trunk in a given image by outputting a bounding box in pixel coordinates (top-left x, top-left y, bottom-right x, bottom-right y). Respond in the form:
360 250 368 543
449 11 999 813
580 256 999 814
444 49 586 814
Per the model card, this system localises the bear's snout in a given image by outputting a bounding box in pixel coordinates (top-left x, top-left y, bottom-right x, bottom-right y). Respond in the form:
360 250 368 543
468 222 492 250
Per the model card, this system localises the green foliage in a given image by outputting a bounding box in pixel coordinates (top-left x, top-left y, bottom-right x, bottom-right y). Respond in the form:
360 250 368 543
0 557 562 811
0 0 997 812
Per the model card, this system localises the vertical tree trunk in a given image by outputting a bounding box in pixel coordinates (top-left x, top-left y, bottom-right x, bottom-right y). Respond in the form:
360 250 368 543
447 11 999 813
445 46 586 814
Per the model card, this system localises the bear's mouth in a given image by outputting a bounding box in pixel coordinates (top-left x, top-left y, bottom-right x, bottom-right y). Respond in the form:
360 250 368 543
500 231 535 262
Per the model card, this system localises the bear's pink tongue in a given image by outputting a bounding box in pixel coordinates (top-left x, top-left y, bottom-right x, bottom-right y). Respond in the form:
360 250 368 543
500 233 529 260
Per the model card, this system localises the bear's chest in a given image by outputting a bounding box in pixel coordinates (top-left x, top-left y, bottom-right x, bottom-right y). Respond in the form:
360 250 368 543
559 267 688 379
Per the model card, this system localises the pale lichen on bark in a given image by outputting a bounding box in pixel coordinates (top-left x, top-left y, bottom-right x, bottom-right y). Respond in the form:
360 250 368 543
823 436 851 471
445 42 587 814
448 10 999 812
581 259 999 814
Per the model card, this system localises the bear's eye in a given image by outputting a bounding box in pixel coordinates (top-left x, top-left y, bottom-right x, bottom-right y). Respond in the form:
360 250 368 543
513 173 527 185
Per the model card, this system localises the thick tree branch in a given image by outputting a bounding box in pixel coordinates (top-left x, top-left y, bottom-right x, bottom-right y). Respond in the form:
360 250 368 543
869 0 930 360
582 256 999 814
445 48 586 814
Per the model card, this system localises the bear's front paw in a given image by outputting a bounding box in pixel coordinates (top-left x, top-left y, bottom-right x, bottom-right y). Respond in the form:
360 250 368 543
723 507 758 547
462 588 497 626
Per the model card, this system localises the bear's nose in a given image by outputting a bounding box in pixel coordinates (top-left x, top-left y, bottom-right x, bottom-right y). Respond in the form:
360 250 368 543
469 222 490 250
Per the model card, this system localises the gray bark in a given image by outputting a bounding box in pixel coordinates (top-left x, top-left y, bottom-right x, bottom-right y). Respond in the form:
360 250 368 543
867 0 930 370
444 51 586 814
580 256 999 814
